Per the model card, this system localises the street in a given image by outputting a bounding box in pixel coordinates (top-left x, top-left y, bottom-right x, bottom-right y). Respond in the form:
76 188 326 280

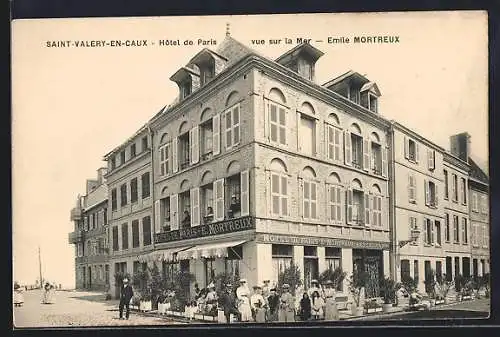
357 298 490 321
13 289 186 327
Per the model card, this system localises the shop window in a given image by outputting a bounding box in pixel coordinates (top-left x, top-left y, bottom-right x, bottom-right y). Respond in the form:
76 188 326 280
132 220 140 248
179 191 191 229
160 197 171 232
325 247 342 290
226 174 241 219
400 259 410 280
304 246 318 289
143 216 152 246
121 223 128 250
225 246 242 281
120 184 128 207
298 114 316 156
462 258 471 278
178 132 190 170
162 261 179 284
200 119 213 161
201 184 214 224
272 244 293 284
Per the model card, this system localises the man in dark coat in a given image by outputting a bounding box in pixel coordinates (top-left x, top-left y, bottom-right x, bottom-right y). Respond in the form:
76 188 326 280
119 277 134 320
266 287 280 322
219 283 240 323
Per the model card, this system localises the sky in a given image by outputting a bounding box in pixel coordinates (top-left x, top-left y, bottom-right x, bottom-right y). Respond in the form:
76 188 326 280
12 11 488 288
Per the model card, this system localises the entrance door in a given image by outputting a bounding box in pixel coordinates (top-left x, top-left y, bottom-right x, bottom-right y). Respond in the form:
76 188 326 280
304 258 318 290
353 249 382 298
445 257 452 281
180 260 190 299
473 259 478 278
88 266 92 289
82 267 86 288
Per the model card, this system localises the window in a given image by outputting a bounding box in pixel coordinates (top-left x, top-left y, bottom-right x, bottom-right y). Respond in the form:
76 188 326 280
425 180 437 207
110 156 116 170
326 125 342 162
141 172 150 199
481 195 488 214
453 215 459 243
472 193 478 212
200 120 213 161
130 143 136 158
271 173 288 216
181 80 191 99
408 174 417 203
461 178 467 205
162 261 179 283
121 223 128 250
269 103 286 145
445 213 450 242
301 61 313 80
462 218 468 244
179 191 191 229
325 247 342 290
435 220 441 246
424 218 433 245
482 224 488 247
143 216 152 246
225 246 242 281
401 260 410 280
371 142 382 175
130 178 138 203
224 104 240 149
414 260 419 282
204 258 217 286
372 195 382 226
112 227 118 251
77 243 83 257
178 132 190 170
369 95 378 113
349 86 359 104
111 188 117 211
272 245 293 284
299 114 316 156
407 139 417 162
141 136 149 151
200 63 214 86
132 220 140 248
454 257 460 277
201 184 214 222
226 174 241 218
159 143 171 176
328 185 342 222
351 133 363 169
427 149 435 170
436 261 442 281
444 170 449 199
348 189 364 225
103 208 107 225
303 180 317 219
120 184 128 207
452 174 458 202
120 151 126 165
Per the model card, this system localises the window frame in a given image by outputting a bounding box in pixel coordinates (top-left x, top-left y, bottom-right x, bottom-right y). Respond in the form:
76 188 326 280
141 172 151 199
130 177 138 204
224 103 241 150
271 172 288 217
268 101 287 146
328 184 342 223
159 142 171 177
120 183 128 207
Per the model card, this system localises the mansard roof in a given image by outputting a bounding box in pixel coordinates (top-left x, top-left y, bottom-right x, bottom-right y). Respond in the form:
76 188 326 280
469 157 489 185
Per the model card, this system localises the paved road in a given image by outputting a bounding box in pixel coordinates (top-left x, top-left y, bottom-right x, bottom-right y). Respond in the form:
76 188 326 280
13 290 186 328
359 298 490 321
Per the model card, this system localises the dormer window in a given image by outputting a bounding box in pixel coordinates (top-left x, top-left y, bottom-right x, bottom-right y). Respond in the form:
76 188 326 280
369 95 378 113
170 67 199 101
324 72 381 112
188 48 226 87
180 80 191 99
199 62 215 86
276 43 324 82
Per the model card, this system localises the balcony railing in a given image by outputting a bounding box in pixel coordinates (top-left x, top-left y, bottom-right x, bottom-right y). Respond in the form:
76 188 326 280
70 207 82 221
75 255 109 264
68 230 84 244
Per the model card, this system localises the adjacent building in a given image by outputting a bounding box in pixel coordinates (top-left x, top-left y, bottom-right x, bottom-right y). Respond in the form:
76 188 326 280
68 168 109 290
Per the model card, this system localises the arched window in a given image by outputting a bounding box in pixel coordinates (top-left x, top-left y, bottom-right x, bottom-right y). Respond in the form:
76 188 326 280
302 166 317 220
159 133 169 144
328 113 340 125
350 123 362 135
300 102 315 116
178 121 190 135
200 107 213 123
225 92 241 150
270 158 288 217
226 91 241 107
268 88 286 104
227 160 241 176
327 173 343 223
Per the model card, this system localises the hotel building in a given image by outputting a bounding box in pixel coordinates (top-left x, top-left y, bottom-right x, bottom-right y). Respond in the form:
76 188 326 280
68 168 110 290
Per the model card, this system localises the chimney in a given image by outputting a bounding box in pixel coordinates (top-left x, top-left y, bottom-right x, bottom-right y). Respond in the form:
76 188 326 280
450 132 471 163
97 167 108 185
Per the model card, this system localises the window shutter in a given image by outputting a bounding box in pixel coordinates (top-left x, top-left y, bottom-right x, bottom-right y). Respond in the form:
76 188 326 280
404 136 409 159
225 110 232 149
279 107 287 145
415 143 419 163
382 147 388 177
233 105 240 145
214 178 225 221
344 131 352 166
240 170 250 216
435 185 439 206
311 182 317 219
159 146 165 176
346 189 353 224
363 139 370 171
334 128 342 162
154 200 161 233
191 188 200 226
326 184 331 220
423 219 428 244
427 150 432 170
213 113 221 155
170 194 178 230
364 193 371 226
431 220 435 244
301 180 307 219
190 126 199 165
172 137 178 173
378 197 382 226
337 186 342 222
424 180 429 206
297 113 301 152
408 174 412 202
326 124 332 160
431 150 435 169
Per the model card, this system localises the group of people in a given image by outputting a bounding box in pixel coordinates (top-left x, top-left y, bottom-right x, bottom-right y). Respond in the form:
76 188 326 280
217 278 341 323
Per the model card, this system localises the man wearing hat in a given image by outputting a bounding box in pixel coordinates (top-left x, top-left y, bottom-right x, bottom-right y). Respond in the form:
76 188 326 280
236 279 252 322
119 277 134 320
219 283 240 323
250 284 266 322
278 283 295 322
266 286 280 322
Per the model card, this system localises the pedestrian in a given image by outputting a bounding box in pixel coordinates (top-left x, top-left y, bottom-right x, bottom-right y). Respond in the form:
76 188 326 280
266 287 279 322
220 283 240 323
323 280 339 321
13 283 24 307
205 283 218 316
118 277 134 320
307 279 322 300
41 282 51 304
250 285 266 323
299 292 312 321
311 291 324 320
278 283 295 323
236 279 252 322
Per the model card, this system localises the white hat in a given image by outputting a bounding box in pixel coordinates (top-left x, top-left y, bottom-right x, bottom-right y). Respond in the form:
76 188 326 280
123 278 129 283
239 279 247 283
208 283 215 289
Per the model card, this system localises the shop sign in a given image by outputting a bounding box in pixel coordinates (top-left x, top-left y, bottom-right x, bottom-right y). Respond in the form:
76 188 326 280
256 233 390 250
155 216 255 244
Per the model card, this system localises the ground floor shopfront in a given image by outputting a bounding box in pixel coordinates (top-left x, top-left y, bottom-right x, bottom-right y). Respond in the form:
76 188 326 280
75 262 110 290
471 255 490 278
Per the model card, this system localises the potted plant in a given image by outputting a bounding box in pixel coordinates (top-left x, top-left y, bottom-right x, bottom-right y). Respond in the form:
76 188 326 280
348 269 366 316
319 266 346 292
277 261 302 296
147 262 163 310
454 274 464 302
461 277 473 301
380 277 399 313
133 268 151 311
364 298 383 314
435 275 452 305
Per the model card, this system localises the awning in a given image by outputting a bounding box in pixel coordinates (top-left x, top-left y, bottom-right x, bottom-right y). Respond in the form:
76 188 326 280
177 239 248 260
137 246 194 263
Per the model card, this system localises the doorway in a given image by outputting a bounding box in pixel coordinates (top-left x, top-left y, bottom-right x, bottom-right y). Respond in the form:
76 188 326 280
303 246 318 290
353 249 383 298
88 266 92 289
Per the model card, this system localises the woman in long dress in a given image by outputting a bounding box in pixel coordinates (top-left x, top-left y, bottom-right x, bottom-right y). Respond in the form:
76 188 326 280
323 280 339 320
41 282 51 304
311 291 324 320
236 279 252 322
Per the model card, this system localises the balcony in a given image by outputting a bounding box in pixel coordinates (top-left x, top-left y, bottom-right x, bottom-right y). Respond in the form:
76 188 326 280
155 215 255 244
68 230 84 244
70 207 82 221
75 255 109 264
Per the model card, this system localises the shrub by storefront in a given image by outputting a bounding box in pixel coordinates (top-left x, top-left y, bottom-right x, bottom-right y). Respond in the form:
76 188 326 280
364 298 383 314
319 266 346 291
380 277 399 312
278 262 302 296
435 275 452 304
424 269 436 306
